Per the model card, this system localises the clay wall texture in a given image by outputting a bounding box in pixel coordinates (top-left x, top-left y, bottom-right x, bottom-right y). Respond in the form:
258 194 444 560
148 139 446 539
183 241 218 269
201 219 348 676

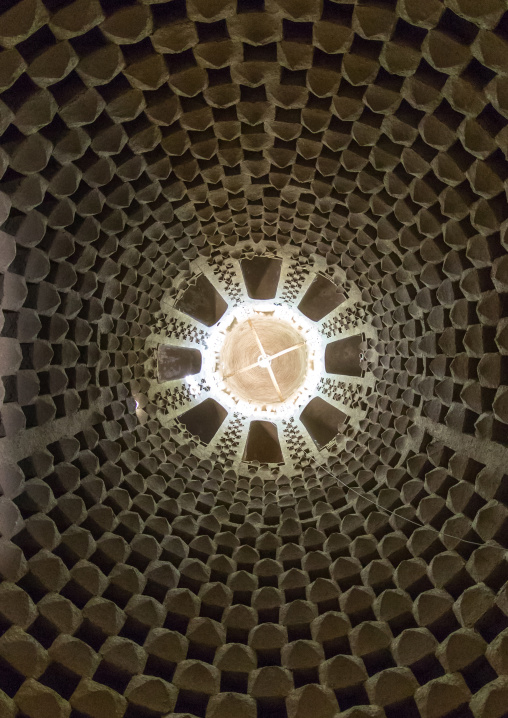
0 1 508 717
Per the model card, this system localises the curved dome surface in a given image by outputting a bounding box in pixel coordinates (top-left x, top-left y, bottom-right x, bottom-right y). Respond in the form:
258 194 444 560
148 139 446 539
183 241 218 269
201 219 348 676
1 2 508 718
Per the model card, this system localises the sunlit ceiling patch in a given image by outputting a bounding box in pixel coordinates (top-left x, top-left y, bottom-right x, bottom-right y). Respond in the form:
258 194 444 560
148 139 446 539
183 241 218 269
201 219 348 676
203 304 324 420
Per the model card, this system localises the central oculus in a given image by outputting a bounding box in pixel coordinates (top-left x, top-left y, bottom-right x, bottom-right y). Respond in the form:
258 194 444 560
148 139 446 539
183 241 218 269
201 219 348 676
203 304 323 419
220 315 307 405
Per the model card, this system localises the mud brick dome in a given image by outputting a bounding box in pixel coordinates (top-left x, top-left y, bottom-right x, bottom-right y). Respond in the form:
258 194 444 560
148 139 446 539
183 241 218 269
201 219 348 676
2 1 508 717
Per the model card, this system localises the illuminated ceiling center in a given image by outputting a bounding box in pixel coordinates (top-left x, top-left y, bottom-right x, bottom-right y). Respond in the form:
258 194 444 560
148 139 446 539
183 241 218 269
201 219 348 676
203 304 324 420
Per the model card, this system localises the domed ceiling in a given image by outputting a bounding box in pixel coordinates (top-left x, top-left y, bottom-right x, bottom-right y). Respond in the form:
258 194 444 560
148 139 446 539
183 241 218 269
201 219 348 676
1 1 508 717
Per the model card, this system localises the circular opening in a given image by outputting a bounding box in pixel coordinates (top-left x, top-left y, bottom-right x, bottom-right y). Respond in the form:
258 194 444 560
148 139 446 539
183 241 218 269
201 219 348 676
220 316 307 405
203 304 324 420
